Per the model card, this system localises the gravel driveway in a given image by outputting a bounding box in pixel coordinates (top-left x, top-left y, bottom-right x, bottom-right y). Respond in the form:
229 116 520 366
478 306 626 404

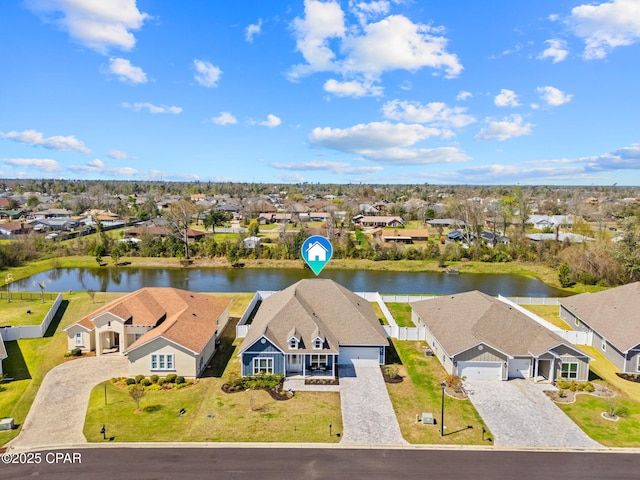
9 355 128 451
339 364 406 445
465 379 603 448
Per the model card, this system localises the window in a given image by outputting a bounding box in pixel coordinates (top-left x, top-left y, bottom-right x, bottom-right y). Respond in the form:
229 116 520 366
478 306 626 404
602 338 607 352
560 362 578 379
313 337 323 350
107 321 111 328
253 357 274 374
288 338 298 350
310 354 327 369
151 354 175 371
74 332 83 347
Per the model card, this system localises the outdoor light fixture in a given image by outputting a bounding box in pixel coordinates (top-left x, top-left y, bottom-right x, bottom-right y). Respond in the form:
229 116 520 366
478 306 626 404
440 381 446 437
100 424 106 440
329 423 332 437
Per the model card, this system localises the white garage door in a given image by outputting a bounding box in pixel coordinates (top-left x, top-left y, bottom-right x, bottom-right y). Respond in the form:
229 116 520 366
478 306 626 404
508 359 531 379
338 346 381 365
457 361 502 380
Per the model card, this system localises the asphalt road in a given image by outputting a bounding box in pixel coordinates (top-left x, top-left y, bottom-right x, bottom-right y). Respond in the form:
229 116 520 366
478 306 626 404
2 448 640 480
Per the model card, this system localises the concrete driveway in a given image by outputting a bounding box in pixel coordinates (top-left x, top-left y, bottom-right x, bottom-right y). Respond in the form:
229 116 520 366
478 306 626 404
9 355 128 451
338 364 406 445
464 379 602 448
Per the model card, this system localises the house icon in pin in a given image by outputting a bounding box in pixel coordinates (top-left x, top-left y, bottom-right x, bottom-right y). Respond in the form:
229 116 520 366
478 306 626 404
306 241 328 262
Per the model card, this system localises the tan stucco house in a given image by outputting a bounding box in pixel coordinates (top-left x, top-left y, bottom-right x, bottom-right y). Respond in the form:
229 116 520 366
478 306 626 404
63 287 230 378
412 291 591 382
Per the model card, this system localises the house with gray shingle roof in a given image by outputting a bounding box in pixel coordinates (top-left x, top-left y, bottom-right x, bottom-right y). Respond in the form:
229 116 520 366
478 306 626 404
238 279 388 377
560 282 640 373
63 288 230 378
412 291 590 381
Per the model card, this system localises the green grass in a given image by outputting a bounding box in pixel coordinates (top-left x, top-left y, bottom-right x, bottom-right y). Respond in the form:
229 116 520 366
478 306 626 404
0 293 58 327
522 304 573 330
84 325 343 443
386 303 414 327
557 394 640 447
370 302 388 325
207 292 255 318
577 346 640 402
385 340 491 445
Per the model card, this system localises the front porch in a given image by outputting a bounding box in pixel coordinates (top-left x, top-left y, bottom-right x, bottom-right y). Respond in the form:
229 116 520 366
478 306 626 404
285 353 337 378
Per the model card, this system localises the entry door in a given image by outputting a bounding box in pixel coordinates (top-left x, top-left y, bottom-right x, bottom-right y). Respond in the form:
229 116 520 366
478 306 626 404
288 354 302 372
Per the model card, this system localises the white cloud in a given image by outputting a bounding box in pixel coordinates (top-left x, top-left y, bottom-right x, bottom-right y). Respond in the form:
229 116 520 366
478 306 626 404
108 57 147 84
26 0 149 54
475 114 533 141
289 1 462 80
568 0 640 59
456 90 472 101
349 0 391 25
2 157 61 172
259 114 282 128
494 89 521 107
275 173 306 182
211 112 238 125
538 39 569 63
323 78 383 97
193 59 222 87
360 147 471 165
272 160 383 174
0 129 90 153
245 18 262 42
309 121 442 152
382 100 476 128
87 158 104 168
537 86 573 106
122 102 182 114
107 149 131 160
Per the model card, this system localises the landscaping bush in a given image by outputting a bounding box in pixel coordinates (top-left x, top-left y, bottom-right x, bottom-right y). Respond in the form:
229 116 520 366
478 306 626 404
157 378 166 386
444 374 465 393
150 374 159 384
67 348 82 357
135 374 146 384
165 373 177 383
126 378 136 385
175 376 185 385
141 378 151 387
584 382 595 392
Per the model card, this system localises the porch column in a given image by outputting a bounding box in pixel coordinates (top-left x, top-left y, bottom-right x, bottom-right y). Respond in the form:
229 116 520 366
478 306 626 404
302 355 305 377
533 358 538 382
95 332 102 356
332 355 335 377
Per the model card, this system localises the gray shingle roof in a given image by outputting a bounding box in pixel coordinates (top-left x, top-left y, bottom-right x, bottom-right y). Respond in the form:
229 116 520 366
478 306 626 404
559 282 640 352
239 279 388 354
412 291 573 357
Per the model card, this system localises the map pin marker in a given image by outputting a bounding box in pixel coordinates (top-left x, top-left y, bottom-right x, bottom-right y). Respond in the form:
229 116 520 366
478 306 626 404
301 235 333 276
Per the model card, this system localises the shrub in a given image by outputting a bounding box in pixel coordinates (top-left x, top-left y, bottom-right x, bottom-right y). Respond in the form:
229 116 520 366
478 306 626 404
147 384 162 391
444 374 465 393
584 382 595 392
150 374 159 384
141 378 151 387
556 380 572 389
175 376 185 385
157 378 166 386
135 374 146 384
70 348 82 357
126 378 136 385
165 373 177 383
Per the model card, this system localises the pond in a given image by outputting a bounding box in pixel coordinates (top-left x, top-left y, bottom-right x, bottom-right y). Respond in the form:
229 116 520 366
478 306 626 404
12 267 569 297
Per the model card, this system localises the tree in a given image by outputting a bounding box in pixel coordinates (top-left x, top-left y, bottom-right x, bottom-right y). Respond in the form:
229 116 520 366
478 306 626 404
5 274 13 303
129 384 146 412
164 200 196 259
87 289 96 303
203 210 230 233
558 263 574 288
111 244 123 266
247 219 260 237
33 279 49 303
512 186 530 234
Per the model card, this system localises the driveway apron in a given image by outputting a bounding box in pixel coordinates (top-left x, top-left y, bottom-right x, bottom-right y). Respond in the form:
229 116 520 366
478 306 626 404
339 364 406 444
465 379 603 448
9 355 128 450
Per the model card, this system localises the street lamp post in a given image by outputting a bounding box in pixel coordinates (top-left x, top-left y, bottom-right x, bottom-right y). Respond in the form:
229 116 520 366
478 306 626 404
100 424 106 440
440 381 446 437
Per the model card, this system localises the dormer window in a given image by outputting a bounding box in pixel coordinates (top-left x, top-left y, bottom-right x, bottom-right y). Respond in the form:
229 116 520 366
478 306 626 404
313 337 323 350
288 337 299 350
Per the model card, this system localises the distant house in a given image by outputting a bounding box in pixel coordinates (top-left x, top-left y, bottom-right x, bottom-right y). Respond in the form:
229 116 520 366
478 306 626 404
427 219 465 228
0 222 33 236
526 233 594 243
127 225 206 241
31 208 73 219
527 215 575 229
238 279 388 377
412 291 591 381
380 229 430 244
358 216 404 228
559 283 640 374
243 236 261 249
30 217 77 232
63 288 231 378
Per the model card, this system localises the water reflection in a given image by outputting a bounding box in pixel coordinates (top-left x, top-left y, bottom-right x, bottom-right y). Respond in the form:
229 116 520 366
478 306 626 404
12 267 569 297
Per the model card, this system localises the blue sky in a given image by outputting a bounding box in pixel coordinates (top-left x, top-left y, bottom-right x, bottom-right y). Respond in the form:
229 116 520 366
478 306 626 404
1 0 639 185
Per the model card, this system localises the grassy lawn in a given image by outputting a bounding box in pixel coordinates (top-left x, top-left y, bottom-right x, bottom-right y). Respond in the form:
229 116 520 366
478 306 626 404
386 340 491 445
522 304 573 330
209 292 255 318
84 322 343 443
370 302 387 325
578 346 640 402
386 303 414 327
0 293 58 327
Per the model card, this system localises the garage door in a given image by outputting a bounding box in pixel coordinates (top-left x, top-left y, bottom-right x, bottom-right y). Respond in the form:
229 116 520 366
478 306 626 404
338 346 381 365
457 361 502 380
508 359 531 379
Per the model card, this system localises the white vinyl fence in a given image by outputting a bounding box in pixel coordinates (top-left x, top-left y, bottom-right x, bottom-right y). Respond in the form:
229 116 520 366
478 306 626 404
0 293 63 341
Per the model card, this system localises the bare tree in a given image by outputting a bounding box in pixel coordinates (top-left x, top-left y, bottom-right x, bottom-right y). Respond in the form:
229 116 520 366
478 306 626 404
87 289 96 303
33 279 49 303
5 274 13 303
129 384 146 412
164 200 196 259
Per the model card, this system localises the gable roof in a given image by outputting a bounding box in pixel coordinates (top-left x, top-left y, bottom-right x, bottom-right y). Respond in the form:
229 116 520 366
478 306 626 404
67 288 230 354
412 291 578 358
238 279 387 355
559 282 640 352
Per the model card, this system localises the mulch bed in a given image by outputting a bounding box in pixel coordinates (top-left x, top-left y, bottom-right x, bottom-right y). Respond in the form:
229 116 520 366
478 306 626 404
616 373 640 384
544 383 615 403
382 372 403 384
304 378 339 386
221 382 293 401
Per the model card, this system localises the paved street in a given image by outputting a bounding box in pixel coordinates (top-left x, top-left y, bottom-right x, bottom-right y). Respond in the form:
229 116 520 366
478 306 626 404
465 379 603 448
338 364 406 444
9 355 128 450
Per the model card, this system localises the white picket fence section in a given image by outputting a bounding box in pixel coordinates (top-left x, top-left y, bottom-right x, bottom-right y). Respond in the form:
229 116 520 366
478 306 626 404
0 293 63 341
